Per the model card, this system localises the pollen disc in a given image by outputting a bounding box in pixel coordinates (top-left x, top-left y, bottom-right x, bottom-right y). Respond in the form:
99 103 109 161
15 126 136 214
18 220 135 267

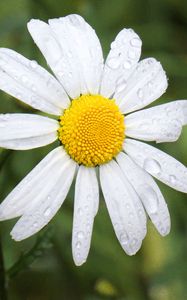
58 94 125 167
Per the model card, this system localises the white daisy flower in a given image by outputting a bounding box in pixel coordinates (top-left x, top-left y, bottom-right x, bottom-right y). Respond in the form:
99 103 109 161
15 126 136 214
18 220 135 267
0 14 187 266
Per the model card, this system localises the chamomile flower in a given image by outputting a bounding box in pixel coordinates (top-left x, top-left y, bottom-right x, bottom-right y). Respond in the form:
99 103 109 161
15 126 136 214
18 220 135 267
0 14 187 266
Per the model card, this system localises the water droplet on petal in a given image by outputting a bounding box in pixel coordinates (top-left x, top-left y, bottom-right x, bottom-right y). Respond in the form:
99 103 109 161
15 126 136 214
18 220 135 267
120 233 129 245
21 75 28 84
132 238 138 246
33 222 38 228
143 158 161 175
31 84 36 92
169 175 176 185
107 57 120 69
147 81 153 88
77 208 83 216
128 50 136 59
130 37 141 47
140 186 159 214
126 203 130 210
129 212 134 218
76 241 81 249
77 231 85 239
123 60 132 69
30 60 38 69
58 71 64 77
116 77 127 93
67 51 73 58
44 207 51 217
68 15 82 26
137 88 143 99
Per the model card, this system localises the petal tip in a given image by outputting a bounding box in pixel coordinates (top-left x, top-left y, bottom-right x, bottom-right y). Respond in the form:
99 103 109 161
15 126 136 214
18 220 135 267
73 256 86 267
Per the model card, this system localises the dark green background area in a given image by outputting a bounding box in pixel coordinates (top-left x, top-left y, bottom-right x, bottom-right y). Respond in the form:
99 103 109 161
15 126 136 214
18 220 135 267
0 0 187 299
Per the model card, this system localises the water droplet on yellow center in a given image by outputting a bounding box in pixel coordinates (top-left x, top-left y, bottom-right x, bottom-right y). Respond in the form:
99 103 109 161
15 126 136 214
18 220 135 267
58 94 125 167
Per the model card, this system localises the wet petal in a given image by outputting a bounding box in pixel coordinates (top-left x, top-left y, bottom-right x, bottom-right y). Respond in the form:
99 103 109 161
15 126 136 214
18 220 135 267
117 152 170 236
0 147 68 220
28 15 103 98
72 166 99 266
100 160 144 255
125 100 187 143
0 113 58 150
115 58 167 113
0 48 69 114
124 139 187 193
100 28 141 98
10 151 76 240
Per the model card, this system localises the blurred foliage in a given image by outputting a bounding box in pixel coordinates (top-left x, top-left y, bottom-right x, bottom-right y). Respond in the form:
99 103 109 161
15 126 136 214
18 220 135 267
0 0 187 299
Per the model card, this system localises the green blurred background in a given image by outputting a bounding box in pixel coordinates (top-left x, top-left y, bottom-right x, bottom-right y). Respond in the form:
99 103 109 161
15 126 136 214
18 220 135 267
0 0 187 299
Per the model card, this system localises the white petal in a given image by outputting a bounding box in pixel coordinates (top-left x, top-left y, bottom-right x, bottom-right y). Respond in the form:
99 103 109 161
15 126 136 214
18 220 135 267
28 15 104 98
0 48 69 114
0 147 69 220
116 152 170 236
100 160 144 255
10 150 76 241
72 166 99 266
0 113 58 150
100 28 142 98
115 58 167 113
125 100 187 143
124 139 187 193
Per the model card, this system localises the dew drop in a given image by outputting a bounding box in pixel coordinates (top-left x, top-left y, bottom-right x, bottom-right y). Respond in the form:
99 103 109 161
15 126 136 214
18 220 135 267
68 15 82 26
107 57 120 69
45 37 62 62
147 81 153 89
123 60 132 69
84 205 89 211
160 227 167 235
86 194 92 201
143 158 161 175
120 233 129 245
169 175 176 185
132 238 138 246
77 208 83 216
31 85 36 92
77 231 85 239
16 93 22 99
147 58 155 65
128 50 136 59
130 37 141 47
21 75 28 84
30 60 38 69
44 207 51 217
129 212 134 218
33 222 38 228
126 203 130 210
140 186 159 215
67 51 73 58
137 88 143 99
76 241 81 249
68 71 73 78
116 77 127 93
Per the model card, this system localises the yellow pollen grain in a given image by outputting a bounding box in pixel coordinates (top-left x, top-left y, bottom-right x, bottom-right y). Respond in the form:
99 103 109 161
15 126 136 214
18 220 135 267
58 94 125 167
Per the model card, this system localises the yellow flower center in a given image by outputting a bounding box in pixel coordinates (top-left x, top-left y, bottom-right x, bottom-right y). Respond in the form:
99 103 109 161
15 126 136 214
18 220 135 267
58 95 125 167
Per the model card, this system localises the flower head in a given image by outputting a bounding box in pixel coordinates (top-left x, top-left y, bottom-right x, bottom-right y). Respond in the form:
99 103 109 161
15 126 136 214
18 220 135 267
0 14 187 266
